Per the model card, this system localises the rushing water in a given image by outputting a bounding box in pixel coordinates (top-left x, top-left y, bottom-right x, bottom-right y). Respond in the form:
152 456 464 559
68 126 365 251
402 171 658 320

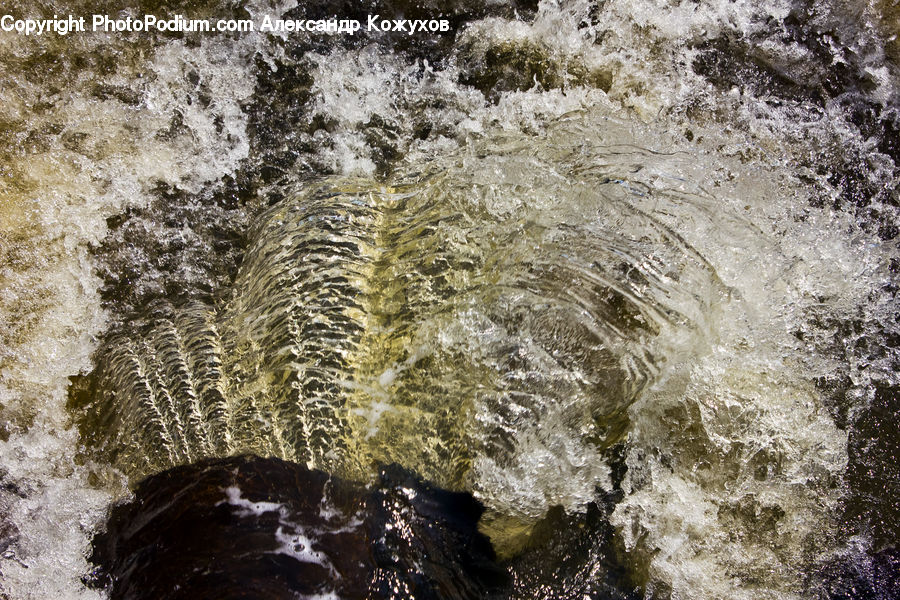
1 0 897 598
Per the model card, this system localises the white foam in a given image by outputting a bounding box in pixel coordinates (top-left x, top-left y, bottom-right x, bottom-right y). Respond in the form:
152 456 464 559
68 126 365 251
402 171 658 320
0 22 259 600
218 485 339 574
219 485 286 516
2 0 896 598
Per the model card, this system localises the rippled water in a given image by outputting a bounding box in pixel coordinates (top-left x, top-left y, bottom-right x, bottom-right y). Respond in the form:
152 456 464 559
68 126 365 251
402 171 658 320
1 0 897 598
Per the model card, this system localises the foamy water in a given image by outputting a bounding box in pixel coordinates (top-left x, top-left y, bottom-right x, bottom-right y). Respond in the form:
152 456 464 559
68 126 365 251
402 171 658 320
1 0 897 598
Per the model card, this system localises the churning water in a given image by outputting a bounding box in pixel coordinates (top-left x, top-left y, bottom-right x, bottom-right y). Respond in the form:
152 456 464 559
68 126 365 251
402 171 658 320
0 0 897 598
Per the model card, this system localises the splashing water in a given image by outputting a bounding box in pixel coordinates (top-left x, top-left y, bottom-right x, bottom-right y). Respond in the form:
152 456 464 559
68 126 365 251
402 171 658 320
1 0 897 598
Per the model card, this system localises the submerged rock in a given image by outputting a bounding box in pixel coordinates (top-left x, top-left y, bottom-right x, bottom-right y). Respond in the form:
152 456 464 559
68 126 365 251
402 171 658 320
89 455 507 600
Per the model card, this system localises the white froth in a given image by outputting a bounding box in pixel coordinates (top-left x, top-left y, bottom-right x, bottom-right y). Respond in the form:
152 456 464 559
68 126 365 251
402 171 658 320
220 485 286 515
2 0 897 599
218 485 339 576
0 23 258 600
272 525 333 569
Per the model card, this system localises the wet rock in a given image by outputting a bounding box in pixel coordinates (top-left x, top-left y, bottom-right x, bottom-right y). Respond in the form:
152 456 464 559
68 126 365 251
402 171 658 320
366 464 509 599
503 503 639 600
501 445 639 600
844 383 900 553
816 546 900 600
88 455 507 600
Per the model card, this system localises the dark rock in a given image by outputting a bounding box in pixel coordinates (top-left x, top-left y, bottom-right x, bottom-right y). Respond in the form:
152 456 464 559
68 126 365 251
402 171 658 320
815 546 900 600
844 383 900 553
367 464 510 599
89 455 508 600
502 500 640 600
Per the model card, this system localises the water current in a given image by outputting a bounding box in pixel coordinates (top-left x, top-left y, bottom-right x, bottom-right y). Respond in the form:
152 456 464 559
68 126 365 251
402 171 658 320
0 0 897 598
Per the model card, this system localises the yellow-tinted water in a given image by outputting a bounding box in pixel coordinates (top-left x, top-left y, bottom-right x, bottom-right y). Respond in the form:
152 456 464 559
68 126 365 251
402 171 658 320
1 0 897 598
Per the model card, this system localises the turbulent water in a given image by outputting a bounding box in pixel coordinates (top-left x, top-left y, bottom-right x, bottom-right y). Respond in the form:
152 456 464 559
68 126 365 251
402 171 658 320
1 0 897 598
